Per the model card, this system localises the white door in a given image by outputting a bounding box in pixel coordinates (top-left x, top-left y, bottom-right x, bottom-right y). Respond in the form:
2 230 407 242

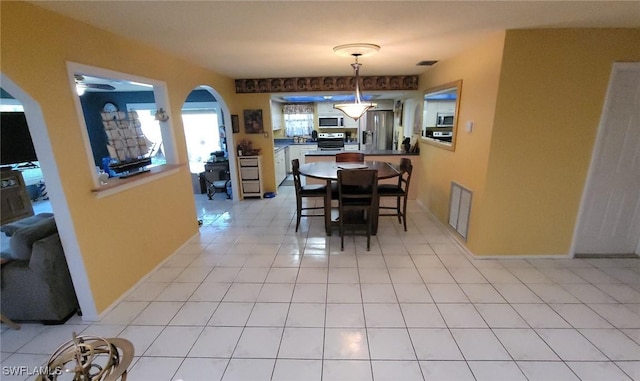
574 63 640 256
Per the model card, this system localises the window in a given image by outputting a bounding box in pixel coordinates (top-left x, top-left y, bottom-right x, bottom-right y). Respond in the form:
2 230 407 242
284 103 314 137
126 103 166 166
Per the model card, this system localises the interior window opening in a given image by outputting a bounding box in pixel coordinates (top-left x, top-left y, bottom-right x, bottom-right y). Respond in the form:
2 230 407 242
70 66 174 183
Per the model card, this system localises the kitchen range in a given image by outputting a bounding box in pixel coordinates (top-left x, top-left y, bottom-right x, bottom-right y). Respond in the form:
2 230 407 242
432 130 453 141
317 132 345 151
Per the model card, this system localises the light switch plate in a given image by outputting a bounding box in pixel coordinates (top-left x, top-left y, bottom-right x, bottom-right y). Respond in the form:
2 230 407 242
465 121 474 132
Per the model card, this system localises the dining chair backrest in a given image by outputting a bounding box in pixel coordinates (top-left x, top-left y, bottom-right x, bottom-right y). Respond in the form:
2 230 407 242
335 152 365 163
377 158 413 231
291 158 302 192
398 157 413 192
337 169 378 203
291 158 326 232
337 168 378 250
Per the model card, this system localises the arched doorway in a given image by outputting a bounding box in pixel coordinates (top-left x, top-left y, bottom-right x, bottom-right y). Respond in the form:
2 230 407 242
181 86 238 202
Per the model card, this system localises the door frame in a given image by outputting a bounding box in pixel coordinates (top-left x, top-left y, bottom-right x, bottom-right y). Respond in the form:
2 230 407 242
1 73 98 319
571 62 640 257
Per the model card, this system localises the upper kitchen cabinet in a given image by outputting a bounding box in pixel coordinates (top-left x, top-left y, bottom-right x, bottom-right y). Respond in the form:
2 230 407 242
270 100 284 130
317 102 340 116
370 99 395 111
343 117 359 129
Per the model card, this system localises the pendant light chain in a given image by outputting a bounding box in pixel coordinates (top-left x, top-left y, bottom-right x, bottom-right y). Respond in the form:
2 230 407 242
334 51 377 121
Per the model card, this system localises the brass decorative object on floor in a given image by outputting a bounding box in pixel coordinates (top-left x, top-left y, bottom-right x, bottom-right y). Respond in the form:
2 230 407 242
36 333 134 381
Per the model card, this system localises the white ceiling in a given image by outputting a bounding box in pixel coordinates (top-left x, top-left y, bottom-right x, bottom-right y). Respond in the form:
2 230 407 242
33 1 640 79
31 1 639 81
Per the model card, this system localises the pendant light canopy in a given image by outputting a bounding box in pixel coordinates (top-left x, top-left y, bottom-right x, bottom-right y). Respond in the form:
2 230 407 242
333 43 380 121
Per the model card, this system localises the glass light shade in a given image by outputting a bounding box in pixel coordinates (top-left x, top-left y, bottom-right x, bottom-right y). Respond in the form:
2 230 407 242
334 102 375 121
333 56 376 121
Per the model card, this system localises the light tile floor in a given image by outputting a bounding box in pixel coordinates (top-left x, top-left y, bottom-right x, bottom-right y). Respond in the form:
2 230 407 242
2 186 640 380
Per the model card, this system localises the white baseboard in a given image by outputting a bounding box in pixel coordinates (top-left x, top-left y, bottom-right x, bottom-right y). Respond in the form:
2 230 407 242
414 199 571 260
88 231 200 322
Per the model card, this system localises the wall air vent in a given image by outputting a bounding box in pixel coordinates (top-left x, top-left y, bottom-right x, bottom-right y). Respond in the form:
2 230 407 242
417 60 438 66
449 182 472 240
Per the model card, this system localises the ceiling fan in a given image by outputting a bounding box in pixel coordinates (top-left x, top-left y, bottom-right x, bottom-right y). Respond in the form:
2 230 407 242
74 74 116 92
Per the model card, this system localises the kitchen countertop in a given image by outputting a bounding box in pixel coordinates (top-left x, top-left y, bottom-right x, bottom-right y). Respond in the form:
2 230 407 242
305 149 418 156
274 141 316 152
275 139 317 146
274 139 359 153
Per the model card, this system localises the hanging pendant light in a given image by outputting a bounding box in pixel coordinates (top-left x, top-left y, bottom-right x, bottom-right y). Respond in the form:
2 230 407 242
333 43 380 121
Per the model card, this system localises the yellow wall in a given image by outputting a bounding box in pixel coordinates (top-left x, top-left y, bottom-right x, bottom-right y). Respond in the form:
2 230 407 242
416 32 506 237
474 29 640 256
1 2 237 312
417 29 639 256
233 93 277 193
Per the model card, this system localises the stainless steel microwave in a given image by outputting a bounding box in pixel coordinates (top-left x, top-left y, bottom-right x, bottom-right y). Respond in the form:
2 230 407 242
318 116 344 128
436 112 454 127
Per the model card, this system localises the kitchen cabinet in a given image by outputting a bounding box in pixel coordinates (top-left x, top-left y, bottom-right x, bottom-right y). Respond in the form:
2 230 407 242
343 117 359 129
274 148 287 186
424 100 456 127
344 143 359 151
370 99 395 111
271 100 283 131
237 155 263 199
289 144 318 165
284 146 291 173
317 102 340 116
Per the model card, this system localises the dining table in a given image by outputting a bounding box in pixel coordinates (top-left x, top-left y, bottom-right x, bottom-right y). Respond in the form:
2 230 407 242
298 160 402 236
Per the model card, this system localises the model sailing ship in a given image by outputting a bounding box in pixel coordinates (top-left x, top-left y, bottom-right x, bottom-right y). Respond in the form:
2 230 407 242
101 110 151 177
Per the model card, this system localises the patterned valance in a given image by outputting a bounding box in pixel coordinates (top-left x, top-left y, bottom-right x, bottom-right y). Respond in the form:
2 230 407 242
283 103 314 114
235 75 418 94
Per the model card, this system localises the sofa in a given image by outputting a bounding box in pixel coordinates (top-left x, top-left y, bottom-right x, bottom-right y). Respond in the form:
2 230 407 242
1 213 79 324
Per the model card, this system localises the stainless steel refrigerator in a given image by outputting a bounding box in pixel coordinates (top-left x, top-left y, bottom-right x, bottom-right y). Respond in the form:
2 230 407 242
361 110 394 151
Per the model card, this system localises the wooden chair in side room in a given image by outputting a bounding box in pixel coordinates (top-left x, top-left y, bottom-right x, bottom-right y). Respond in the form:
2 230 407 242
335 152 365 163
378 158 413 231
337 169 378 251
292 159 326 232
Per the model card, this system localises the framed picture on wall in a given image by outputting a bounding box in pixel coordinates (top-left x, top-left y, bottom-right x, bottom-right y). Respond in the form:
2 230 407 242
243 109 263 134
231 114 240 133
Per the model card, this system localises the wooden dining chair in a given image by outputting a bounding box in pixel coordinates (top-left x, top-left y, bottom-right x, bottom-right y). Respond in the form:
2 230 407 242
292 159 326 232
337 169 378 251
335 152 365 163
378 158 413 231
